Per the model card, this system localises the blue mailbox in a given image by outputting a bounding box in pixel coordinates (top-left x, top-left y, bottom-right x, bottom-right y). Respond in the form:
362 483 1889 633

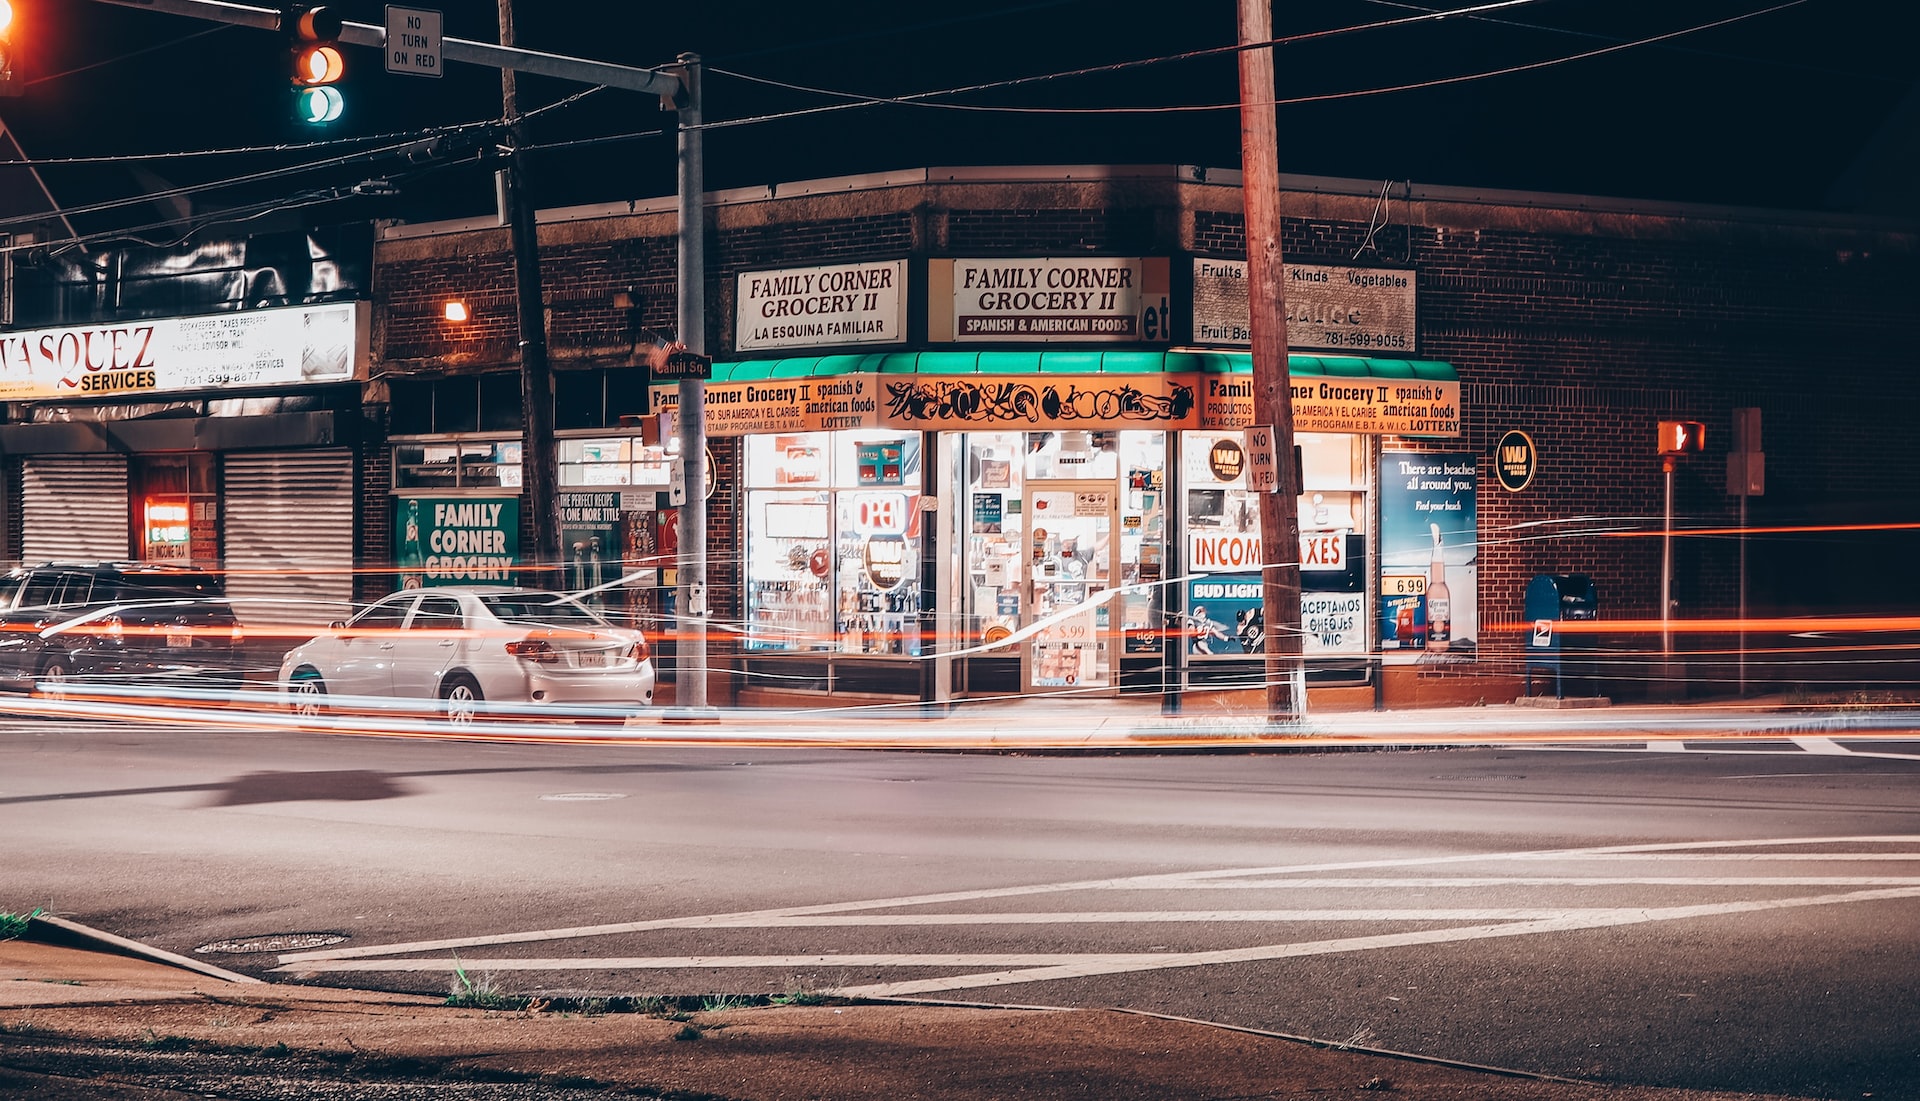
1524 574 1597 699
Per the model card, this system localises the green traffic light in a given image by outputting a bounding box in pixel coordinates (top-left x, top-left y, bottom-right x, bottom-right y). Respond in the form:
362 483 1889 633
295 85 344 124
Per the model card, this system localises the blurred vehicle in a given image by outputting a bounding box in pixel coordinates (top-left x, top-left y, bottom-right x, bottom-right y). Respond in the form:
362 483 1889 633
279 586 655 723
0 562 246 695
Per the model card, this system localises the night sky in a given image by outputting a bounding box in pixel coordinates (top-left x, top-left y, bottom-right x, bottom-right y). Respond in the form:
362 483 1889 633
6 0 1915 243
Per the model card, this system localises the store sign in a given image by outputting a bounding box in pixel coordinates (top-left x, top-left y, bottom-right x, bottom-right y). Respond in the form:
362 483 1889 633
852 492 910 535
396 496 519 588
1191 531 1349 573
863 535 909 590
879 373 1197 431
1201 373 1460 436
1495 429 1537 492
935 257 1171 343
653 375 879 435
0 302 363 401
1302 591 1367 655
736 260 907 351
1191 532 1263 571
1191 259 1415 355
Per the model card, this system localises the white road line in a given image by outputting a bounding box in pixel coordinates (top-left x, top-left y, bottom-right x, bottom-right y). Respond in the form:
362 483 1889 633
1791 737 1852 754
834 885 1920 998
277 835 1920 964
1506 853 1920 860
1130 877 1920 888
270 887 1920 990
367 908 1693 928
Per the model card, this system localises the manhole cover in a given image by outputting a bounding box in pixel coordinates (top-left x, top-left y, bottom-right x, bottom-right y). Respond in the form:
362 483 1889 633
539 792 628 801
194 933 348 955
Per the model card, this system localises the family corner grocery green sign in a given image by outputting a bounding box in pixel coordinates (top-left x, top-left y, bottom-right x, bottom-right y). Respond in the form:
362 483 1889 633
396 496 520 589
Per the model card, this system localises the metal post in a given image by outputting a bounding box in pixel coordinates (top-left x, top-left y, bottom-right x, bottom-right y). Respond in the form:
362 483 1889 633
1738 484 1747 696
673 53 710 713
1661 454 1674 698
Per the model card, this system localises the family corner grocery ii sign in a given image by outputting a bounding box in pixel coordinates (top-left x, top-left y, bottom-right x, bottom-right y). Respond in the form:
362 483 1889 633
0 303 364 401
931 258 1173 343
735 260 907 352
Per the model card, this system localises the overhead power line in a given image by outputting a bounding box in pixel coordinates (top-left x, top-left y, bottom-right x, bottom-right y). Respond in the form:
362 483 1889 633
705 0 1809 126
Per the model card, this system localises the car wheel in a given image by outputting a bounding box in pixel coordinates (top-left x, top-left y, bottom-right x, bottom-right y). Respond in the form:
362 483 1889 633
35 654 71 701
288 668 328 718
441 673 482 725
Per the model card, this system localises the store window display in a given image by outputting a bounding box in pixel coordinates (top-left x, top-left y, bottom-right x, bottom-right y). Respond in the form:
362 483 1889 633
961 431 1165 689
744 430 924 655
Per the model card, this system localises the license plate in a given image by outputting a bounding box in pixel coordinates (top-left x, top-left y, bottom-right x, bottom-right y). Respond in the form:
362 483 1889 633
167 632 193 648
574 651 608 668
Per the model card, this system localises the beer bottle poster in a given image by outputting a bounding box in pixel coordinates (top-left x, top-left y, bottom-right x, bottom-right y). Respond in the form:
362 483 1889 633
1379 452 1478 665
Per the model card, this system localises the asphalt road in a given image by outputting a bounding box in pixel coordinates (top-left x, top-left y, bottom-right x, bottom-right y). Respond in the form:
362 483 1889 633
4 715 1918 1099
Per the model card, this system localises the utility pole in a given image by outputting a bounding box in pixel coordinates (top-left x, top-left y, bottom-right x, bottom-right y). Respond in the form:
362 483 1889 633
1238 0 1306 722
497 0 560 584
672 54 711 713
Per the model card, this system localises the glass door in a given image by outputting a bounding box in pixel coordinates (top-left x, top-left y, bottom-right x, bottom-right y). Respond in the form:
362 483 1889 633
1022 482 1117 692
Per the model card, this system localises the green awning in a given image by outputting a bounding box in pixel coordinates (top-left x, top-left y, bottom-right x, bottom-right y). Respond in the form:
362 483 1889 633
709 351 1455 383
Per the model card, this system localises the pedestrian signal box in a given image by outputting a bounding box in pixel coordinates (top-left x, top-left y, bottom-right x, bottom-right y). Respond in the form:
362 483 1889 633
1657 420 1705 455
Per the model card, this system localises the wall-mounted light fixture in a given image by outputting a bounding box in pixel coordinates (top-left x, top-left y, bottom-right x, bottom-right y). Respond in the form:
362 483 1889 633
442 300 470 323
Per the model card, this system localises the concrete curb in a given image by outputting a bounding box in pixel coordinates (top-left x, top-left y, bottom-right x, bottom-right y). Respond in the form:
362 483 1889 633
28 914 263 985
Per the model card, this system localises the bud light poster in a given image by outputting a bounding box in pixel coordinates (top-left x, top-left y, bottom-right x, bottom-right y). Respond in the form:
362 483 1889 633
1379 451 1477 665
1185 573 1265 657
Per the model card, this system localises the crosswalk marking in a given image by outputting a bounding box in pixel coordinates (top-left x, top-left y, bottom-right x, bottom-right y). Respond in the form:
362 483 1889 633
271 835 1920 999
272 886 1920 1000
278 835 1920 965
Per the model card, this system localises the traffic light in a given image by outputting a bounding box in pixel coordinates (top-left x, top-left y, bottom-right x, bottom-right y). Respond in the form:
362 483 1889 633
288 6 345 125
0 0 20 97
1657 420 1705 455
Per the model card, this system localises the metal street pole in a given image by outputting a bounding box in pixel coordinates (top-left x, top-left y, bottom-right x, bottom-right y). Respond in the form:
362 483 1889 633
673 54 711 713
1662 454 1675 698
1237 0 1305 722
497 0 560 584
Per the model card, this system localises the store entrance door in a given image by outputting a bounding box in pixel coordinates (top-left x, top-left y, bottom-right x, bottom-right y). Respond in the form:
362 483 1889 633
1022 482 1118 694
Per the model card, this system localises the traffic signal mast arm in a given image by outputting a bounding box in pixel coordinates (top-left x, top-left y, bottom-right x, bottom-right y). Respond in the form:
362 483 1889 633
88 0 685 101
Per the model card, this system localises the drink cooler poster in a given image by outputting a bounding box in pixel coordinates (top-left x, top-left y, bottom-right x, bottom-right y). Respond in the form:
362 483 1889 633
1378 452 1478 664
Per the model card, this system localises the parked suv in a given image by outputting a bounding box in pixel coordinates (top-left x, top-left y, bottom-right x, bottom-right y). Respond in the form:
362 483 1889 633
0 562 247 696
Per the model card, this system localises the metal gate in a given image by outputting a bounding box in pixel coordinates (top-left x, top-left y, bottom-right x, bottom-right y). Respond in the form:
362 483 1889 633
222 450 355 626
21 457 130 563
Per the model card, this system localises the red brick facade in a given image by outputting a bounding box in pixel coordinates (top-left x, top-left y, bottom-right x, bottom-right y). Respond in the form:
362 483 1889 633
369 168 1920 702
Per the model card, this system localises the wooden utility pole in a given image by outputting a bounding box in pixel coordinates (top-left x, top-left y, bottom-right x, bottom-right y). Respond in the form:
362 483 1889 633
498 0 560 582
1238 0 1306 721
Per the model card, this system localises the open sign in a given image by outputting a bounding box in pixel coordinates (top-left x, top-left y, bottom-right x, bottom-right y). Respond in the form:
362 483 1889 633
852 492 909 535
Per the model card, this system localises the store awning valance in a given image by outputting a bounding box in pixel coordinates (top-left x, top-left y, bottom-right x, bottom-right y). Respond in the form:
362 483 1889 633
708 351 1456 383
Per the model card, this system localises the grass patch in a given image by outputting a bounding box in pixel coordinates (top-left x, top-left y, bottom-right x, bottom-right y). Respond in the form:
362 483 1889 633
0 908 45 941
444 955 530 1011
671 1023 704 1042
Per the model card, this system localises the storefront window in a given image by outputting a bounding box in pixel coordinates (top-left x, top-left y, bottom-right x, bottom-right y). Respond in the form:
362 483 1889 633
1179 430 1370 659
134 454 217 563
743 430 923 655
557 436 676 488
392 439 523 489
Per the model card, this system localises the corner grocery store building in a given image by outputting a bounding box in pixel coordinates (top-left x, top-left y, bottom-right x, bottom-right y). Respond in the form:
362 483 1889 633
368 165 1919 709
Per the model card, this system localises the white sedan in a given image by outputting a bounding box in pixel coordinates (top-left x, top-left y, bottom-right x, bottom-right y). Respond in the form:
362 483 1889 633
280 586 655 723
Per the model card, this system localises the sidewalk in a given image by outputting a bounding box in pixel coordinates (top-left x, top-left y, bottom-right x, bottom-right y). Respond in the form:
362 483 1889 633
625 690 1917 749
0 924 1806 1101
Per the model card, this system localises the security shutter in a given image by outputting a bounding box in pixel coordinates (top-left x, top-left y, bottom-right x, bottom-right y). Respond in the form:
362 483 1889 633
22 457 131 562
222 450 355 626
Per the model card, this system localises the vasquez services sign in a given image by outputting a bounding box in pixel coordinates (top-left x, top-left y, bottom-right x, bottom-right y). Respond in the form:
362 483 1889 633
0 302 364 401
